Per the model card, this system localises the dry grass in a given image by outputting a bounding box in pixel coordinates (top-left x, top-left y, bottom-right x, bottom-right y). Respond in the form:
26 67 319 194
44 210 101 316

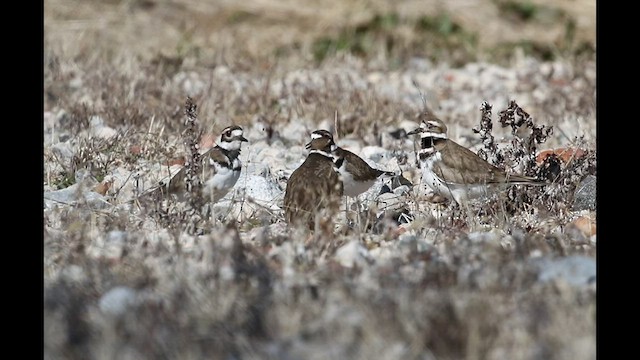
44 1 596 359
45 0 595 67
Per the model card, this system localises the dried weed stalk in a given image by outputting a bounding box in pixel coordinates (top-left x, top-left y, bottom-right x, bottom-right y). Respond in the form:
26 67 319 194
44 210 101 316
471 100 595 223
183 97 204 212
141 98 210 234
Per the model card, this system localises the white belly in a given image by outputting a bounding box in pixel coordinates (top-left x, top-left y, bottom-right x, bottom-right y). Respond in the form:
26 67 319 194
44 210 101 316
421 163 455 200
420 155 492 204
338 168 377 197
202 160 241 202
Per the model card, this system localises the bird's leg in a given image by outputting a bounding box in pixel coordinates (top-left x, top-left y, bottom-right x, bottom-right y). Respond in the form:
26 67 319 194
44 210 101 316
344 196 350 227
353 195 361 231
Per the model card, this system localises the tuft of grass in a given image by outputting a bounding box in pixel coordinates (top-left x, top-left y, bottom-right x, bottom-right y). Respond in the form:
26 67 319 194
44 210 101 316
51 171 76 189
416 13 461 36
495 0 567 24
489 1 590 64
414 14 479 67
496 0 539 22
492 40 557 62
311 12 478 67
226 9 259 24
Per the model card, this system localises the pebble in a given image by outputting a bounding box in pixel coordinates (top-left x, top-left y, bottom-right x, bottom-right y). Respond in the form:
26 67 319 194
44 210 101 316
533 255 596 287
98 286 139 317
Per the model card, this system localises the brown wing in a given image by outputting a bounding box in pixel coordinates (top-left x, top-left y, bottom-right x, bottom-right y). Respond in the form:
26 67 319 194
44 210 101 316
338 148 391 181
284 153 343 229
191 146 231 184
435 140 516 185
135 163 186 201
138 147 226 201
206 147 230 169
433 140 501 184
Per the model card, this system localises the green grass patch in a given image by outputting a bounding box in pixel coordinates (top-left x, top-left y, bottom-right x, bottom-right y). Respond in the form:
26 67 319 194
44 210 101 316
311 12 478 66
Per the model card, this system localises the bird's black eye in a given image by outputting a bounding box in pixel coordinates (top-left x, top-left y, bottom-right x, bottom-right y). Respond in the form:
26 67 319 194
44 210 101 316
225 130 232 137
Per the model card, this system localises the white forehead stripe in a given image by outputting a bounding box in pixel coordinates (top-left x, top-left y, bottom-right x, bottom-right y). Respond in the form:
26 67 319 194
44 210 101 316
311 133 323 139
231 129 243 137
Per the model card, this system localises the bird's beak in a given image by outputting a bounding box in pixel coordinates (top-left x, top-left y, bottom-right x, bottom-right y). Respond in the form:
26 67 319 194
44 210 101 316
407 128 422 136
304 141 312 150
238 135 248 142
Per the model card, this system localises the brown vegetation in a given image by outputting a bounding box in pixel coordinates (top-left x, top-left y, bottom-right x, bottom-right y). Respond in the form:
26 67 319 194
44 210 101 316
44 1 596 359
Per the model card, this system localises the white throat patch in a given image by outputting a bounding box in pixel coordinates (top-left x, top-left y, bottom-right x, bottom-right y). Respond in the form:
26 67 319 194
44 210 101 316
219 138 243 151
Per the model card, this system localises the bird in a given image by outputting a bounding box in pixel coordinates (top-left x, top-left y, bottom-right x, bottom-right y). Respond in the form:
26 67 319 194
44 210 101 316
139 125 248 204
309 130 395 198
407 109 544 206
283 130 344 230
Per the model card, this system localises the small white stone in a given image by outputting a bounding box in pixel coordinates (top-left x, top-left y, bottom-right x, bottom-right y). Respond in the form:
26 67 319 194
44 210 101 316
60 265 87 283
99 286 139 317
535 255 596 286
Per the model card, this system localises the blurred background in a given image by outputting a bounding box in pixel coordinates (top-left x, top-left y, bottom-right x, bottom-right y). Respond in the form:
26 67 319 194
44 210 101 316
44 0 595 69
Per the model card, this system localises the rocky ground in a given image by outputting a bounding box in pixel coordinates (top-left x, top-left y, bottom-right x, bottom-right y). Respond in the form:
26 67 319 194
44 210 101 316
44 1 595 359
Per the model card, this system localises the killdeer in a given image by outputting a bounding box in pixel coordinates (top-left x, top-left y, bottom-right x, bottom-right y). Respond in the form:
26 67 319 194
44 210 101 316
309 130 395 198
407 110 544 206
283 130 344 230
142 125 248 203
